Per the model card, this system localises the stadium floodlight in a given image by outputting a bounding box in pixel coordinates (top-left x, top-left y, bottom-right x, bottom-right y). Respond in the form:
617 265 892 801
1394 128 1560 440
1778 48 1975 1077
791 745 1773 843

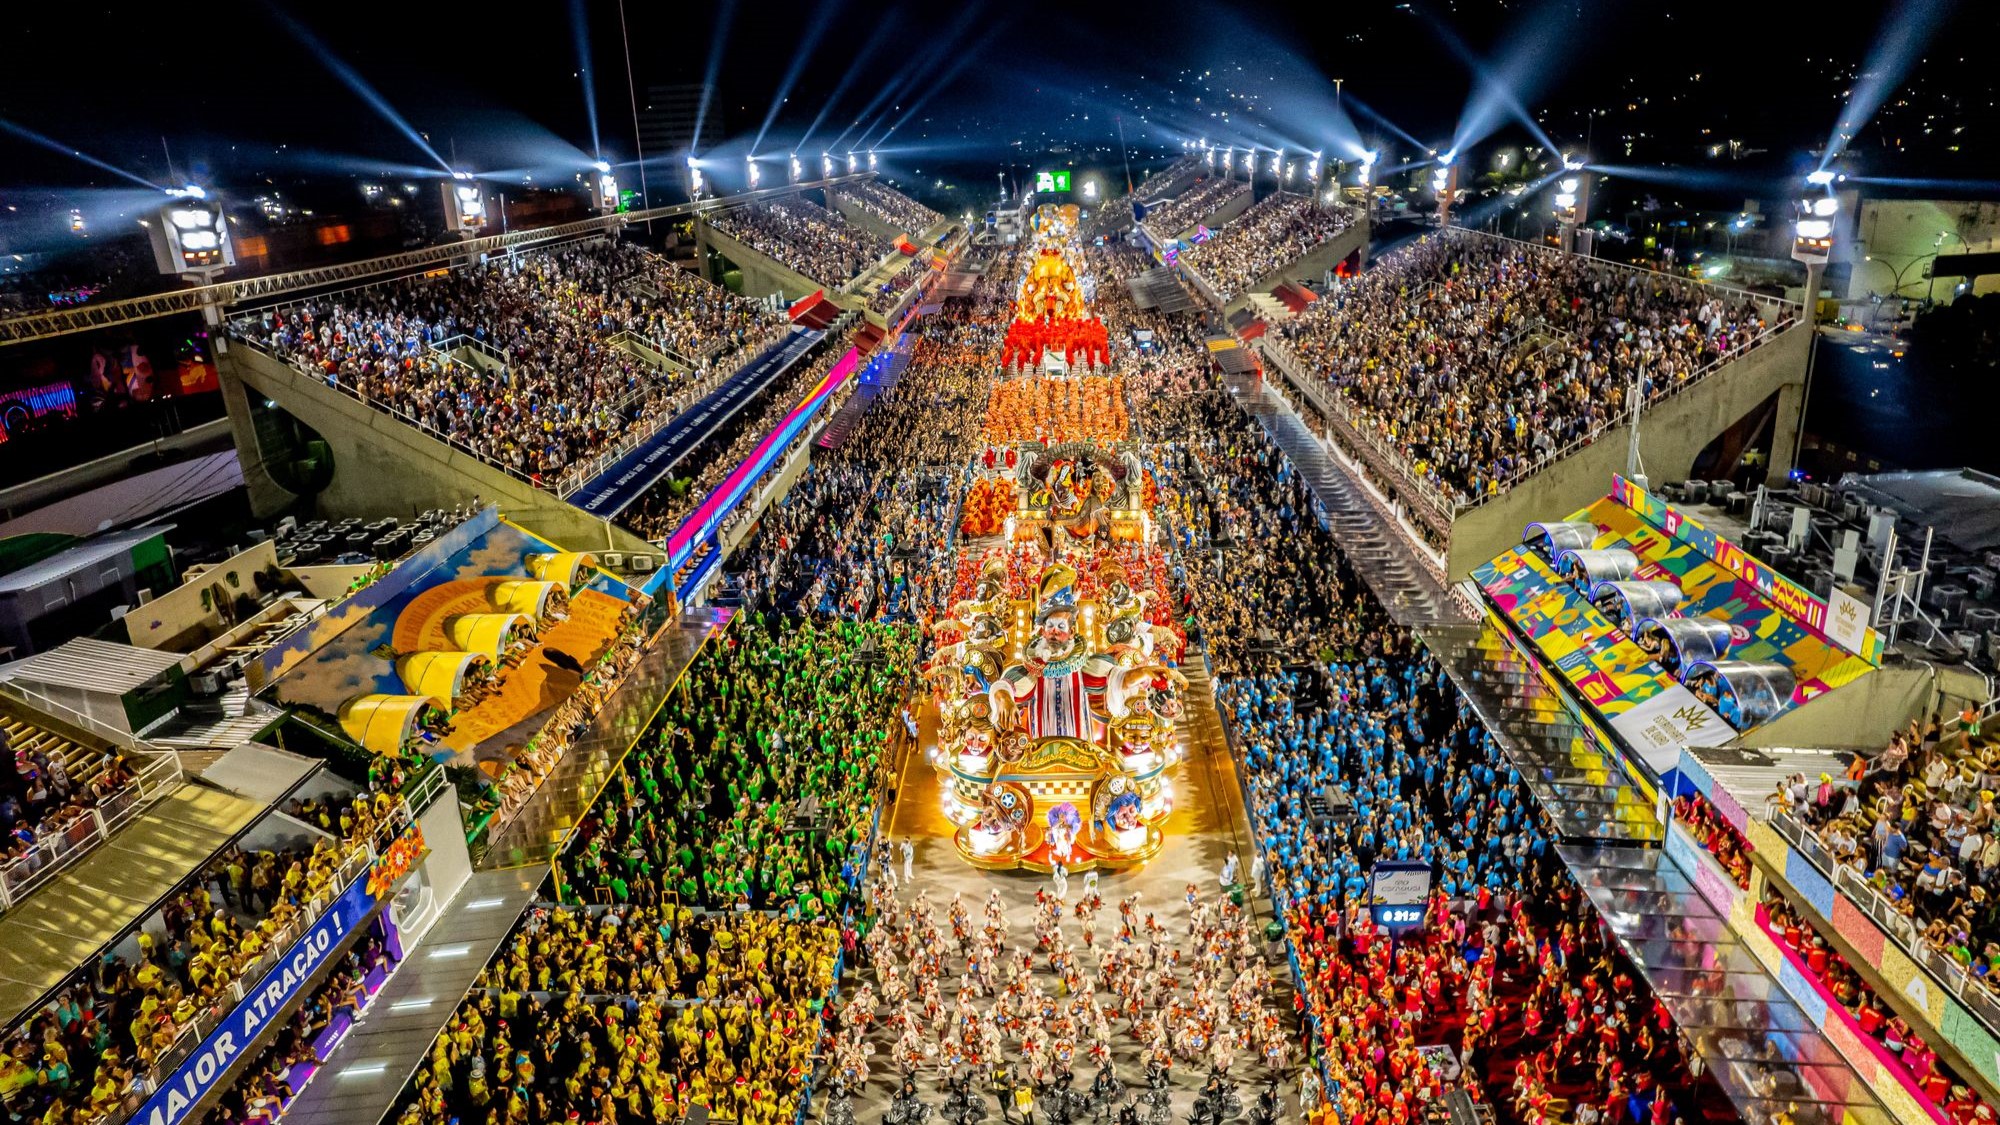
686 155 704 198
790 154 802 182
747 155 760 189
1205 145 1215 169
150 193 233 276
164 183 207 200
1562 153 1586 171
1222 147 1233 174
1273 148 1284 181
439 173 486 237
1083 178 1098 200
823 153 834 178
1789 180 1840 475
593 162 619 212
868 150 878 170
847 152 858 174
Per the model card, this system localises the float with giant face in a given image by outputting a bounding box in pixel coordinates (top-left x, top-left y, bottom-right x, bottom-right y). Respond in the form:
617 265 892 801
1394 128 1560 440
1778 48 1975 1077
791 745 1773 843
927 555 1184 871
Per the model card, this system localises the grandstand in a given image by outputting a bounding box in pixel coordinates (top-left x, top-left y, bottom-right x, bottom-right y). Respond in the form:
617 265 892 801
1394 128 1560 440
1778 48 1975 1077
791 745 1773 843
1253 227 1812 580
1137 175 1252 240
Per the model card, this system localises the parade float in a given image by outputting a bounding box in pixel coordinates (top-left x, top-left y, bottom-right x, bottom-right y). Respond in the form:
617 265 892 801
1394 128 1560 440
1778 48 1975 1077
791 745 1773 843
926 211 1185 872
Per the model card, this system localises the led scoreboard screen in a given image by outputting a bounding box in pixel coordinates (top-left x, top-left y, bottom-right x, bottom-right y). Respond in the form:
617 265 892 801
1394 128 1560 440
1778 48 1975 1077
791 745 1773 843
1034 170 1072 193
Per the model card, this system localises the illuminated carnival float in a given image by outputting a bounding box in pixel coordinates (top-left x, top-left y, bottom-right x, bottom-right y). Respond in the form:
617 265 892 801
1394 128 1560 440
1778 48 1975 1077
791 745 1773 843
927 215 1185 872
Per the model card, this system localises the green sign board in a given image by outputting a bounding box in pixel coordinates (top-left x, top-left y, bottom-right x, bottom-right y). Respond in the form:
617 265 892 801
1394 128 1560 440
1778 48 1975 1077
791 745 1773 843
1034 170 1072 193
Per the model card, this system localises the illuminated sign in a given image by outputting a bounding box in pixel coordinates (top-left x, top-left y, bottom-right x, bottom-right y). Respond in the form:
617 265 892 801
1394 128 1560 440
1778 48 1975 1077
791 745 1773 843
1035 170 1072 193
1369 859 1432 932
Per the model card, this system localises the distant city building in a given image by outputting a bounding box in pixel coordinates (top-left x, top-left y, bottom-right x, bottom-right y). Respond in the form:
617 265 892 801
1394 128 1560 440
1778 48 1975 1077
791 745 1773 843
1847 197 2000 307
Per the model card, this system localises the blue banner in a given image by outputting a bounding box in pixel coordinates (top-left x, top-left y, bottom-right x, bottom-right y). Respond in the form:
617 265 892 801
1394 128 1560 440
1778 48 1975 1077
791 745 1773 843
138 869 386 1125
571 328 826 519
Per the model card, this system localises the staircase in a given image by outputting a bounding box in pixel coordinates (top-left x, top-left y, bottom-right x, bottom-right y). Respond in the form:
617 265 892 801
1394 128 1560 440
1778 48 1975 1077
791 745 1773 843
1422 618 1663 844
1225 375 1466 628
816 338 915 451
1245 291 1292 325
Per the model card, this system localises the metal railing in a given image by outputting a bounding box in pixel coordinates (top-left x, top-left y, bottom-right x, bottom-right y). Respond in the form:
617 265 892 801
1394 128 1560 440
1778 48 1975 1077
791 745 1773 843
1451 314 1804 514
1255 336 1458 538
555 329 833 501
93 795 418 1120
1259 231 1807 523
430 332 513 374
235 338 558 492
0 751 184 914
1768 810 2000 1038
0 173 881 346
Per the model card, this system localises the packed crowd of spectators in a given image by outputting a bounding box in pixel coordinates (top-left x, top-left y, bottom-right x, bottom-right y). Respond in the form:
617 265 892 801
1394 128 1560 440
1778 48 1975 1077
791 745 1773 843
1139 176 1249 236
708 198 888 287
1126 363 1722 1125
1131 154 1202 200
1273 227 1791 503
231 239 786 492
1762 891 1995 1124
0 789 405 1124
723 247 1013 620
555 613 911 916
205 938 393 1125
865 253 930 314
1178 193 1357 301
1671 792 1752 889
621 330 857 542
607 243 790 368
839 181 942 235
476 905 838 1006
1782 713 2000 987
397 987 816 1125
1 731 136 881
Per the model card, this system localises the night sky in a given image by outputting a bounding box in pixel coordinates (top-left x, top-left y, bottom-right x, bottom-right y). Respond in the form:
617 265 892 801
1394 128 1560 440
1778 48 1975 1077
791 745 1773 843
0 0 1986 237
